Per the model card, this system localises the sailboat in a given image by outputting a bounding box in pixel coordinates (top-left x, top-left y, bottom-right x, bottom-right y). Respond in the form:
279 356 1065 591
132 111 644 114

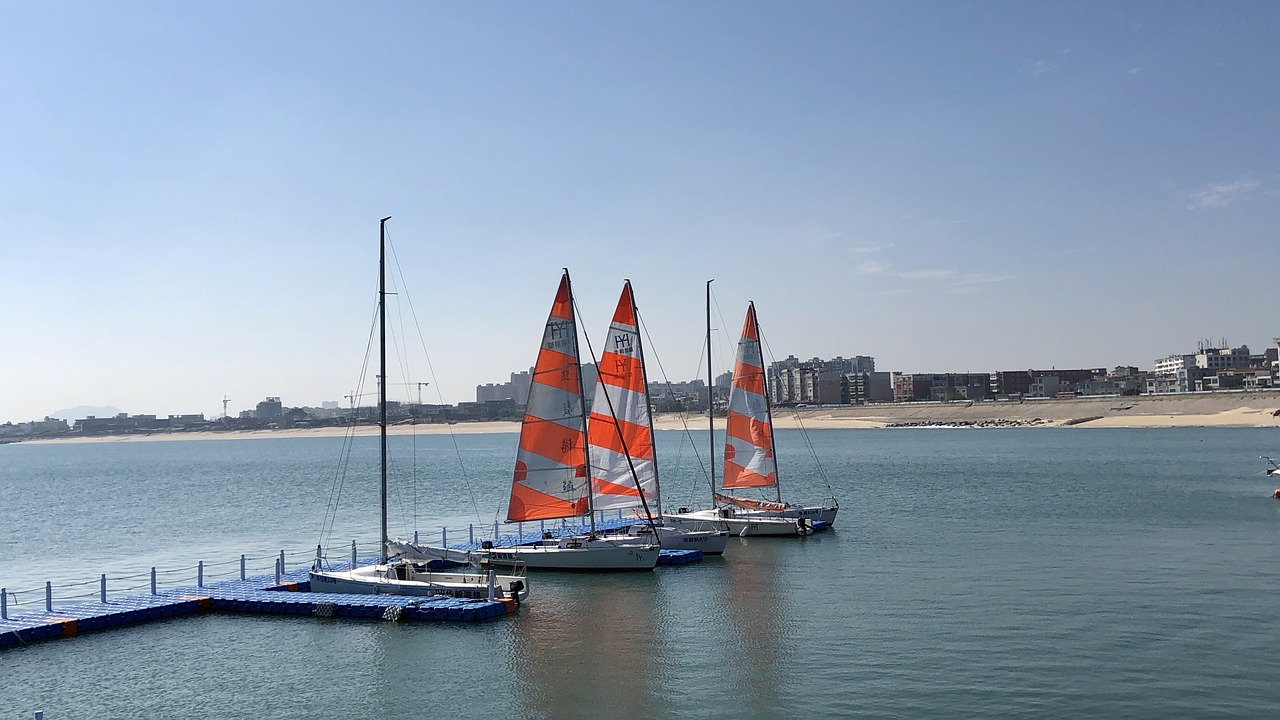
473 271 660 571
586 281 730 554
664 286 839 537
309 217 529 601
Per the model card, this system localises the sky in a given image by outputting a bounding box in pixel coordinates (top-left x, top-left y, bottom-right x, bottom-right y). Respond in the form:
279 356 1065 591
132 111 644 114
2 1 1278 423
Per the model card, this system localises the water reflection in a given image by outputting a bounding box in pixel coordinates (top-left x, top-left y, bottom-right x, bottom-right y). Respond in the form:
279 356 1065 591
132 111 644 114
508 572 662 719
715 539 787 717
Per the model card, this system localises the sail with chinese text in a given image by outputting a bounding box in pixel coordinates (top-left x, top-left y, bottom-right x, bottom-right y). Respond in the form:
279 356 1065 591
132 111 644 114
587 281 660 515
506 272 591 522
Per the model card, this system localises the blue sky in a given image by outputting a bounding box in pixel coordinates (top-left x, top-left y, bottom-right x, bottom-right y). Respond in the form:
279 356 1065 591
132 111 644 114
2 1 1277 423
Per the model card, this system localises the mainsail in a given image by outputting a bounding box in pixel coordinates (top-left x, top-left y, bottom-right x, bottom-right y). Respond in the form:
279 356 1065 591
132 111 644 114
721 302 778 490
587 281 660 516
506 272 591 522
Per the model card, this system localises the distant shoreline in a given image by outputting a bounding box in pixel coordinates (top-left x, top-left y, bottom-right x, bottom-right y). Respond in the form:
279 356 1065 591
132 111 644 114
12 391 1280 445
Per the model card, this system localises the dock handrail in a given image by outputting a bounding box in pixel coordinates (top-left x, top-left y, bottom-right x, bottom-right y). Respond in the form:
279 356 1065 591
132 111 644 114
2 510 639 616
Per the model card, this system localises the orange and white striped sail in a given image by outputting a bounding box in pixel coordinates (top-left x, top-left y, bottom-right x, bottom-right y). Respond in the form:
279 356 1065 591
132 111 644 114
722 302 777 489
506 272 591 522
587 281 660 515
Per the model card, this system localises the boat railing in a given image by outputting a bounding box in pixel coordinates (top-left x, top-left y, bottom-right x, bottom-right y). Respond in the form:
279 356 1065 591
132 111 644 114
396 509 643 552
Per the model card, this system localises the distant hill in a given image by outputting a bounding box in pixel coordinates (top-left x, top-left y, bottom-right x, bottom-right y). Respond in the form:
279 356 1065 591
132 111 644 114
48 405 125 421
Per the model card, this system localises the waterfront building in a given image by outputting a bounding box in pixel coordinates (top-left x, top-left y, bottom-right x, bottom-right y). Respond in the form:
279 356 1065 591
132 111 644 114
768 355 877 405
476 369 534 404
255 397 283 420
990 369 1107 397
847 371 893 404
893 373 933 402
891 373 990 402
73 412 209 434
1152 342 1268 393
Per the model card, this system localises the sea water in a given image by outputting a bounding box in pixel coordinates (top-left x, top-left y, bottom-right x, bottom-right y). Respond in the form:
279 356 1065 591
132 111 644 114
2 427 1279 718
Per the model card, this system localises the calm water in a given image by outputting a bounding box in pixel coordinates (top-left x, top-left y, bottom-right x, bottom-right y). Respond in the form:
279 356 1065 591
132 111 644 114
3 427 1280 718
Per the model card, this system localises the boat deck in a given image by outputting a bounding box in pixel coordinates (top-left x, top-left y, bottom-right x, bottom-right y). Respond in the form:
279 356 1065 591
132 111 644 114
437 516 705 565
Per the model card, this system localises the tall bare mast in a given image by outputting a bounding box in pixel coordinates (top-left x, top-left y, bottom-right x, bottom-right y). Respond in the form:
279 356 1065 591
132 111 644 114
706 279 716 507
378 216 391 564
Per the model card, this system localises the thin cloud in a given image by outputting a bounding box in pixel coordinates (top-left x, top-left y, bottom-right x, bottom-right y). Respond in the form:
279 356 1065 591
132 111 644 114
851 242 895 255
1188 179 1259 209
949 272 1015 290
1127 67 1142 75
897 268 1012 293
1026 59 1053 76
899 269 956 281
853 259 888 276
802 224 844 242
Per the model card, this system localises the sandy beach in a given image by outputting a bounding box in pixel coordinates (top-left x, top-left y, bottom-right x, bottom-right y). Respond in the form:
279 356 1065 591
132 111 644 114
16 390 1280 445
770 391 1280 430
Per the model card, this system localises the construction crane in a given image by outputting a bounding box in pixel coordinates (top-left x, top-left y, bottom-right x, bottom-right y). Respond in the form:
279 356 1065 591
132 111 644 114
384 381 430 405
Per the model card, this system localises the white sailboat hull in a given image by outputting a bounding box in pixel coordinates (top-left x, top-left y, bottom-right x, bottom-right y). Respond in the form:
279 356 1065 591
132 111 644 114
476 538 659 571
735 504 839 525
601 523 731 555
310 563 529 602
663 509 829 537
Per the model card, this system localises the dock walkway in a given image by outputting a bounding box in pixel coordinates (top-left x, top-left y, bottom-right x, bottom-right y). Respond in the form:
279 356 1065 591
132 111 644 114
1 516 702 648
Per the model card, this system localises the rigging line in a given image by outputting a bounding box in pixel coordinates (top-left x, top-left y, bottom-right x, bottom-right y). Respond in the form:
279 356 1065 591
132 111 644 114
320 290 379 550
671 422 700 509
758 332 835 496
637 309 714 500
412 419 419 534
392 262 486 527
709 287 734 380
574 294 660 535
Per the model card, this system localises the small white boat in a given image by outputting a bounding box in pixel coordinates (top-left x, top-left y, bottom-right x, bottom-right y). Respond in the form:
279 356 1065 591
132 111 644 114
312 559 528 601
710 492 838 525
309 217 528 600
663 506 824 537
663 286 839 535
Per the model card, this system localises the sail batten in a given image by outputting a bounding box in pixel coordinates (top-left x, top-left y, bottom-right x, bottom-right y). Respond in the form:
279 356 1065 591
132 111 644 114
721 302 778 490
506 273 591 522
587 282 661 515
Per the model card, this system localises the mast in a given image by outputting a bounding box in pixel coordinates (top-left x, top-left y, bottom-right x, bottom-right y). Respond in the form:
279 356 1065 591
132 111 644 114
752 302 783 504
631 281 662 518
378 216 391 564
566 269 597 536
706 279 716 506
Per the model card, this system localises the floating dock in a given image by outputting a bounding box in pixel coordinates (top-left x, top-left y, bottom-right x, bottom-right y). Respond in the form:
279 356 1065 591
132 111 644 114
0 564 520 648
1 517 706 648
